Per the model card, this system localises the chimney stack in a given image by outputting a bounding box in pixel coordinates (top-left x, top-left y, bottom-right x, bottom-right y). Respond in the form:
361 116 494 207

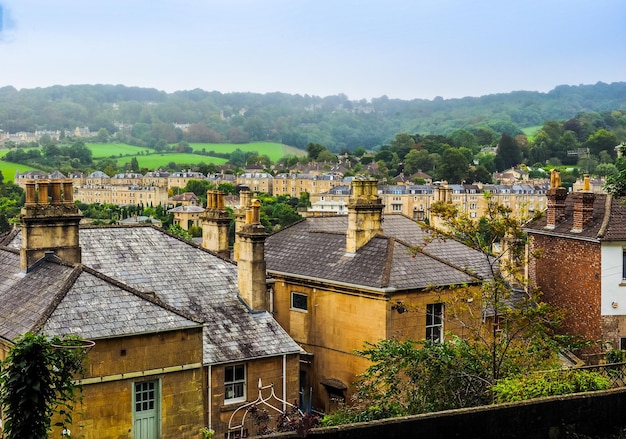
201 190 231 259
20 179 83 271
233 189 252 262
571 174 595 233
545 170 567 230
237 199 268 312
346 178 383 254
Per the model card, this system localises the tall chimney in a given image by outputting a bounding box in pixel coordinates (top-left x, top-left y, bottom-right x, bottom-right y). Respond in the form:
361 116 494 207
545 170 567 230
346 178 383 254
233 189 252 262
20 179 83 271
571 175 595 233
237 199 268 312
201 190 231 259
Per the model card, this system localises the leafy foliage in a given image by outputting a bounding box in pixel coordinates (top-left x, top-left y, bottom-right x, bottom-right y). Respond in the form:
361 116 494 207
0 333 87 439
168 223 193 241
354 338 492 416
491 369 611 403
328 198 586 425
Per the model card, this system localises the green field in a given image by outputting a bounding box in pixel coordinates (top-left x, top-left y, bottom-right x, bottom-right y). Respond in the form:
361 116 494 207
115 153 229 169
188 142 306 162
0 141 305 179
522 126 542 142
0 149 41 181
88 143 154 158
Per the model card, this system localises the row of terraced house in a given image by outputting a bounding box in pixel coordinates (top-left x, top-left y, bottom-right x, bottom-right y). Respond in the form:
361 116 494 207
11 168 578 225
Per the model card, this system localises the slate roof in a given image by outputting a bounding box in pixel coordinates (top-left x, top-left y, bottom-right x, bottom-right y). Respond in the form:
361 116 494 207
265 214 492 291
524 193 626 241
2 225 301 365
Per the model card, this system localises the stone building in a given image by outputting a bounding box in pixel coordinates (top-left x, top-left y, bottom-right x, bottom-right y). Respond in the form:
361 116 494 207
524 175 626 362
0 179 302 438
264 178 493 412
272 173 345 198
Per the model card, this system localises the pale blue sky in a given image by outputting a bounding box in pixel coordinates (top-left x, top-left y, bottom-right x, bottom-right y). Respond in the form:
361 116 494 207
1 0 624 100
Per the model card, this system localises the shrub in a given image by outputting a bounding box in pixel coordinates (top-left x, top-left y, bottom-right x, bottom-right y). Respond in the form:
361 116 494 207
491 369 611 403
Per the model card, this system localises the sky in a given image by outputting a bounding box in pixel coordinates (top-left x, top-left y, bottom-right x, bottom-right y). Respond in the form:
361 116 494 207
0 0 624 101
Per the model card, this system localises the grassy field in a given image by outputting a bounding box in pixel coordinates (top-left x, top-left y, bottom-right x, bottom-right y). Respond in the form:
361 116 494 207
115 153 229 169
0 149 42 181
188 142 306 162
88 143 154 158
522 125 542 142
0 141 305 179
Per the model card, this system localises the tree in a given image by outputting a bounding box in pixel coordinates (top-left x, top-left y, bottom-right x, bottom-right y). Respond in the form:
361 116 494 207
306 143 326 161
336 199 573 422
495 133 522 171
604 166 626 196
404 149 434 175
585 129 618 158
436 148 469 183
96 127 109 142
129 157 140 172
0 333 87 439
595 163 618 178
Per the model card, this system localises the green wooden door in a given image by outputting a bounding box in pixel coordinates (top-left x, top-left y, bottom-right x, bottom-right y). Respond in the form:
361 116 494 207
133 380 160 439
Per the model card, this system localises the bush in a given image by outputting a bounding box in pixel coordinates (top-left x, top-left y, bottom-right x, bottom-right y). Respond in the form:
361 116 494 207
491 369 611 403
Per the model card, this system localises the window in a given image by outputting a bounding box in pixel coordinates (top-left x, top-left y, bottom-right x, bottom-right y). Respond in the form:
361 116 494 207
623 249 626 280
291 292 308 311
225 364 246 403
426 303 444 342
392 203 402 212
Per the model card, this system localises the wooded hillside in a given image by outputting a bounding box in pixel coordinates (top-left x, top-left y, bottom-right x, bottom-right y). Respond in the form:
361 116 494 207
1 82 624 152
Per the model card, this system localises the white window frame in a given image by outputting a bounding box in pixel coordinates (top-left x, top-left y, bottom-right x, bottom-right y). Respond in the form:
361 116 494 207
225 364 246 404
426 303 444 343
291 292 308 312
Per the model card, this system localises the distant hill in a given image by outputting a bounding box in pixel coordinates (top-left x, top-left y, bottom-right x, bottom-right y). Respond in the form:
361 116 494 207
0 82 624 151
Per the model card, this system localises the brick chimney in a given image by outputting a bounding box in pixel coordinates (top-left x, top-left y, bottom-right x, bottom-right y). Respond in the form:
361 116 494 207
571 175 595 233
346 178 383 254
545 170 567 230
237 199 268 312
201 190 231 259
233 189 252 262
20 179 83 271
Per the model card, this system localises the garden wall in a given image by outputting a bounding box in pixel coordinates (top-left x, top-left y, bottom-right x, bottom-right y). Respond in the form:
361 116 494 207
265 388 626 439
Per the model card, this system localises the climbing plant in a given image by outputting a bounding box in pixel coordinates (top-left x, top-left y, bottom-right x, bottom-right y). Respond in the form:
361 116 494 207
0 332 88 439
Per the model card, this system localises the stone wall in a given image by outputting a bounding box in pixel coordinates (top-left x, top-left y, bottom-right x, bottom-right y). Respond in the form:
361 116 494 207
267 388 626 439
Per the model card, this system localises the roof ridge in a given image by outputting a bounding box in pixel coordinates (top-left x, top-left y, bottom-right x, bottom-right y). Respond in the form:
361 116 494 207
80 264 203 324
418 240 485 282
0 228 20 246
31 265 82 333
597 194 613 239
380 236 394 288
267 217 307 236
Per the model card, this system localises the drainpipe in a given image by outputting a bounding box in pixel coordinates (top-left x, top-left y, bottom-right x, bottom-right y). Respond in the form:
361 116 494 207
208 365 212 430
282 355 287 412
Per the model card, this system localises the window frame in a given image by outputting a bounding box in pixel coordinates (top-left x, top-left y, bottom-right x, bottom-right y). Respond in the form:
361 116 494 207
224 364 246 404
291 292 308 312
426 303 444 343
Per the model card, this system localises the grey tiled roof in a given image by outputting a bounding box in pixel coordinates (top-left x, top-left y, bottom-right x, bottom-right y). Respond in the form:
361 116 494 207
1 225 301 365
265 214 491 291
43 269 201 339
78 226 301 364
0 250 76 340
524 193 626 241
